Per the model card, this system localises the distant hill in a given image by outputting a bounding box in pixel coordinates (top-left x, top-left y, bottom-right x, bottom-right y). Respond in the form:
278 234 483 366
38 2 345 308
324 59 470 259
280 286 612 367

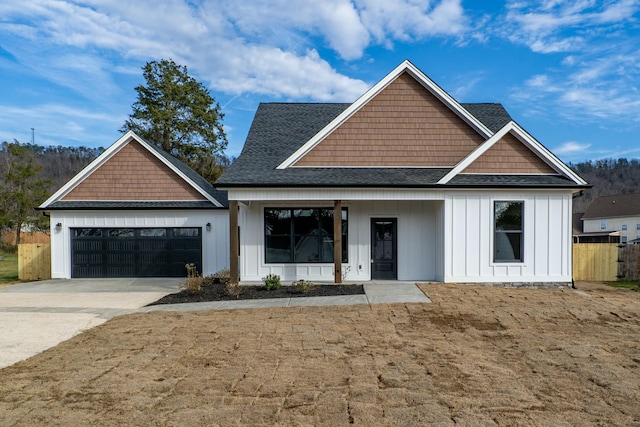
570 159 640 213
2 141 637 213
0 142 103 195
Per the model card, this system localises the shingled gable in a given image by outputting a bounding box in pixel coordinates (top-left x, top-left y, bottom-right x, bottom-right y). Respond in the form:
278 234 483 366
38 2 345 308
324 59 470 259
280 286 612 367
40 131 227 209
438 121 588 185
278 60 494 169
217 61 587 189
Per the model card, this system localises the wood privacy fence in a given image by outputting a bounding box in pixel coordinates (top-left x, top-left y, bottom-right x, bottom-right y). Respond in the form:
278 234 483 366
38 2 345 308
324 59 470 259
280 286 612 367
573 243 640 281
572 243 618 282
18 243 51 281
617 244 640 281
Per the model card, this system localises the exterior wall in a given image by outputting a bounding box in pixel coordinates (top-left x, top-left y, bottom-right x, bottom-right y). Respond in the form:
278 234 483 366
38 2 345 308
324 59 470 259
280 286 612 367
48 210 229 279
583 216 640 243
232 188 573 284
444 191 573 283
62 141 204 201
238 200 443 282
463 133 557 174
293 72 485 167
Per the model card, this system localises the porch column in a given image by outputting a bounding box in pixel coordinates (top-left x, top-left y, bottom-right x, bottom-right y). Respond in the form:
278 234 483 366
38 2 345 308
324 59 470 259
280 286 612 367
333 200 342 284
229 200 239 284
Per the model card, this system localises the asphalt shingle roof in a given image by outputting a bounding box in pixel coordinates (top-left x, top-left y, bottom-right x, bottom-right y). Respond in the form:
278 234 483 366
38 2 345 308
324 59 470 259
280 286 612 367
143 139 228 207
217 102 582 189
582 193 640 219
45 201 218 210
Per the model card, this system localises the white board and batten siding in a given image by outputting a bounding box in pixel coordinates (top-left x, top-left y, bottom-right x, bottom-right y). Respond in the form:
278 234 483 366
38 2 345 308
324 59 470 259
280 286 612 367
49 210 229 279
238 200 442 282
444 192 573 283
234 189 574 284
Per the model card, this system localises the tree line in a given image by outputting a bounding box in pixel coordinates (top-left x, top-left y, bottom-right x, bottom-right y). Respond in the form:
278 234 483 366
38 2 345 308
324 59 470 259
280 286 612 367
569 159 640 213
1 59 231 246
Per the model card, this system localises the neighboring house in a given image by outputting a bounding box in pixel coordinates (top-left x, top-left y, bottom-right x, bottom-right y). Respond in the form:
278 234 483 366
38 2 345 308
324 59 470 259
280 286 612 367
581 193 640 244
39 131 229 279
216 60 589 285
572 211 620 244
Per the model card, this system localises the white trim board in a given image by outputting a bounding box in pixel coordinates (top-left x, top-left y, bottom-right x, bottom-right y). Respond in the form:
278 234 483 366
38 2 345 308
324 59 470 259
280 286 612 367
276 60 494 170
40 131 223 208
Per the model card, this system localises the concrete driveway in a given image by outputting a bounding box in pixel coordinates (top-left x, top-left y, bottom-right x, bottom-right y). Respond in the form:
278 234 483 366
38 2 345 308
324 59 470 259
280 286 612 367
0 278 182 369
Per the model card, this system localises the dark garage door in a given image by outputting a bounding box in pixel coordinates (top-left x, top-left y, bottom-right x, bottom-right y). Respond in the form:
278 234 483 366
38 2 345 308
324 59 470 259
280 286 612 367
71 227 202 278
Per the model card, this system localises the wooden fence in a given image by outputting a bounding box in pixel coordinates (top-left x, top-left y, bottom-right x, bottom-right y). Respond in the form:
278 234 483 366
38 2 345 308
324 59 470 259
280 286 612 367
617 244 640 281
572 243 618 282
18 243 51 281
3 230 50 246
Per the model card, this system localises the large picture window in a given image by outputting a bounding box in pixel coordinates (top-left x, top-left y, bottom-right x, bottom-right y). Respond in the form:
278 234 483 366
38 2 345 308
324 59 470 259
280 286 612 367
265 208 348 263
494 201 523 263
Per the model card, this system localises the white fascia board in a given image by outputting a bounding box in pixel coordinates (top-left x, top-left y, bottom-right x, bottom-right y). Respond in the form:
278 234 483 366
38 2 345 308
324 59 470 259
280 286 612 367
132 134 223 207
39 131 139 208
40 131 223 209
276 60 494 170
437 123 514 184
437 121 588 186
509 122 588 186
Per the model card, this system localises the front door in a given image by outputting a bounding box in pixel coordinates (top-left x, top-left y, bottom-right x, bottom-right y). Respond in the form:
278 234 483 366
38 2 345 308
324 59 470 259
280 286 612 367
371 218 397 280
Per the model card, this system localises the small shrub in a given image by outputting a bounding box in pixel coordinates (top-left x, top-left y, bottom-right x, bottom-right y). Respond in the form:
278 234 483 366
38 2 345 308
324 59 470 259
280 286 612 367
202 275 216 287
292 279 314 293
185 263 198 278
262 273 281 290
214 267 231 284
225 281 243 299
183 276 204 294
184 263 202 294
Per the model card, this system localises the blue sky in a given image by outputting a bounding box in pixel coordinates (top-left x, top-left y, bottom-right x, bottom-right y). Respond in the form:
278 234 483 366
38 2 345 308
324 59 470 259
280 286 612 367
1 0 639 164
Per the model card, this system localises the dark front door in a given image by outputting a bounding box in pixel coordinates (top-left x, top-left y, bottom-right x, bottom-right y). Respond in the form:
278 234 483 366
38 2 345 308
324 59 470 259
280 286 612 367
371 218 397 280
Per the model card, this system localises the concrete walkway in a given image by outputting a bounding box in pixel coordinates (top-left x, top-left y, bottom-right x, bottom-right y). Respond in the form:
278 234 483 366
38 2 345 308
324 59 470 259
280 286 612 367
139 281 431 313
0 279 430 369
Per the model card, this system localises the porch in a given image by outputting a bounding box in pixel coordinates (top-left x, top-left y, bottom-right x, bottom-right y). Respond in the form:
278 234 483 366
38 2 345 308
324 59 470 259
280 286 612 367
228 198 445 284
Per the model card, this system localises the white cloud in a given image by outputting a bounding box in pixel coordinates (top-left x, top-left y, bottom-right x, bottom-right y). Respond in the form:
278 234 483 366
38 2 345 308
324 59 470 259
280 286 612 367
0 103 123 147
553 141 591 155
503 0 640 53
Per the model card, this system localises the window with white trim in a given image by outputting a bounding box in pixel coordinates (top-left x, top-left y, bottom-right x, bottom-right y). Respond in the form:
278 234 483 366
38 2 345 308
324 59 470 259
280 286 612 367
601 219 607 230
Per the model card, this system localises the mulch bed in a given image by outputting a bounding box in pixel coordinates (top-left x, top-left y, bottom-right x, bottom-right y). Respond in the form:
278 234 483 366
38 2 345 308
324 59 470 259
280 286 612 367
148 282 365 306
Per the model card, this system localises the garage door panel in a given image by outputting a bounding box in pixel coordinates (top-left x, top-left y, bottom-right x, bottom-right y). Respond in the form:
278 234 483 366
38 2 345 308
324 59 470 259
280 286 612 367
71 227 202 278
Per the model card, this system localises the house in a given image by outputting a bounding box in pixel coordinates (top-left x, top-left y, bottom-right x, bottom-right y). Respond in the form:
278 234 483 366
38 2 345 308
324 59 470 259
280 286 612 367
216 60 589 285
572 212 620 244
581 193 640 244
39 131 229 278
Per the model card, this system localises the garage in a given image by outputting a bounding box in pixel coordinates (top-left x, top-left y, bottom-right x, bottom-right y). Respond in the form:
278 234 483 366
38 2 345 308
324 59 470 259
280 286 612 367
71 227 202 278
40 132 230 279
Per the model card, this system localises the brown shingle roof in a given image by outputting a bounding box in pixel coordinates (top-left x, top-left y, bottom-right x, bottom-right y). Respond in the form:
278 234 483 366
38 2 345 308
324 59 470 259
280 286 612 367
582 193 640 219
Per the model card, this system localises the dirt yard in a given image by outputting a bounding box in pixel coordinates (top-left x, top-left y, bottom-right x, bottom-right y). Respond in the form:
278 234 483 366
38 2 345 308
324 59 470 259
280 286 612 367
1 282 639 426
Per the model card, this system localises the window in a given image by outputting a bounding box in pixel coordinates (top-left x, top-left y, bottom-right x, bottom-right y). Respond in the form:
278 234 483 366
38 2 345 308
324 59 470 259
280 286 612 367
494 201 523 263
621 236 628 244
622 224 628 231
173 228 200 237
140 228 167 237
108 229 133 237
601 219 607 230
265 208 347 263
74 228 101 237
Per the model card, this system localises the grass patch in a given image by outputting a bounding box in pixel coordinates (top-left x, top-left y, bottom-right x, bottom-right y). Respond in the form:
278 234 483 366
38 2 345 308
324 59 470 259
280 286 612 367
0 252 19 284
607 280 640 291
